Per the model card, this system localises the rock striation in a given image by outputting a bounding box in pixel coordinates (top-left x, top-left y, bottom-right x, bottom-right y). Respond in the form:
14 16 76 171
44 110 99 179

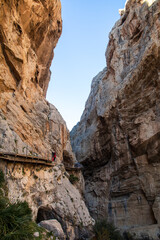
0 160 94 239
0 0 81 168
0 0 94 239
71 0 160 238
0 0 72 162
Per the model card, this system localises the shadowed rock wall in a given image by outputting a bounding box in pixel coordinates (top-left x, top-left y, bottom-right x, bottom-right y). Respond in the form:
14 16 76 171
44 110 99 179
71 0 160 238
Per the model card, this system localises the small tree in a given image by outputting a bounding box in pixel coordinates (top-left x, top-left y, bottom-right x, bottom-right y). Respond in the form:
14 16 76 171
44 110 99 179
0 170 55 240
93 219 124 240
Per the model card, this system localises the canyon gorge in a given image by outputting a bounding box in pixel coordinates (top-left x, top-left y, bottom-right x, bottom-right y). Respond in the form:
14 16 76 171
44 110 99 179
0 0 160 239
71 0 160 239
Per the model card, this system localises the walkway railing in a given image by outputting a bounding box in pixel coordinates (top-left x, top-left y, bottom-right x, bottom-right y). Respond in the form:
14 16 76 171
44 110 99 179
0 152 53 166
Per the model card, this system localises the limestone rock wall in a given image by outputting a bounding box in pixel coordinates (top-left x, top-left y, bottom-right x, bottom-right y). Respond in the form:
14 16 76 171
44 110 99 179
71 0 160 237
0 0 62 97
0 1 94 239
0 160 94 240
0 0 74 163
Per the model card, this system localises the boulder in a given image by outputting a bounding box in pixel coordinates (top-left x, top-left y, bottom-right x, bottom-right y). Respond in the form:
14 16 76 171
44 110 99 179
39 219 66 240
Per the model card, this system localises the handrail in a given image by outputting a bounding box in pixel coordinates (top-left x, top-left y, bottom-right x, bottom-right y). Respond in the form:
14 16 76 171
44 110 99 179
65 166 83 171
0 151 53 166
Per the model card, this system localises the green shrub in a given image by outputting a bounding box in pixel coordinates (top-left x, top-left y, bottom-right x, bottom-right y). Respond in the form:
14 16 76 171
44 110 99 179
69 174 79 184
0 200 40 240
0 169 56 240
0 169 5 187
92 219 124 240
123 231 135 240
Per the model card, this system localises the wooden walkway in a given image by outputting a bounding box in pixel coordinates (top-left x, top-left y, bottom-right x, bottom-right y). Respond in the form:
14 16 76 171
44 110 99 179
0 152 84 170
65 166 83 171
0 152 53 166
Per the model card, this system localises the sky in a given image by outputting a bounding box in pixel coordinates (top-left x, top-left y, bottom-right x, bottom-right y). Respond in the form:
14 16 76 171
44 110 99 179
47 0 126 130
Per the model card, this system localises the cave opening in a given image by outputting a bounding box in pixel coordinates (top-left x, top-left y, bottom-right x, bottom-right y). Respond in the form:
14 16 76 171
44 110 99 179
36 206 55 223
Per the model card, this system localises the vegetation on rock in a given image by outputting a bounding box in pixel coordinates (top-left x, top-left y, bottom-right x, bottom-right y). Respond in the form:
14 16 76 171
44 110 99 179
69 174 79 184
0 169 55 240
92 219 124 240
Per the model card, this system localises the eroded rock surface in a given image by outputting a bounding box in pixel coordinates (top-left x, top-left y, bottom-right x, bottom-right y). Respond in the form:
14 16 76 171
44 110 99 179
0 0 62 97
0 0 73 162
0 1 94 239
71 0 160 237
39 219 66 240
1 161 94 239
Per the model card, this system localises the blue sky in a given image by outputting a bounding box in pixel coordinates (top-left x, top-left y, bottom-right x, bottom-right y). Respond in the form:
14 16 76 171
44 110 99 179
47 0 126 130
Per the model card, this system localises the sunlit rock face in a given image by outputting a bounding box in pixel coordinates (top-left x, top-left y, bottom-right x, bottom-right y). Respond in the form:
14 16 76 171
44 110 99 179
0 0 74 162
0 1 95 239
0 0 62 96
0 161 94 240
71 0 160 237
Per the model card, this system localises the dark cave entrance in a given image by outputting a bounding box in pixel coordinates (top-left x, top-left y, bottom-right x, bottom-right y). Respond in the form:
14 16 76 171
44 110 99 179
36 206 55 223
36 205 68 238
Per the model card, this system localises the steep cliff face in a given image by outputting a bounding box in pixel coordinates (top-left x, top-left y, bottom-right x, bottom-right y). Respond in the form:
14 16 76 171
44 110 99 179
0 0 62 96
0 0 73 162
71 0 160 238
0 1 94 239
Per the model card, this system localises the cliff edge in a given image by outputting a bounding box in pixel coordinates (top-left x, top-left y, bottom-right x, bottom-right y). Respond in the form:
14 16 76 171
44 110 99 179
0 0 73 163
71 0 160 238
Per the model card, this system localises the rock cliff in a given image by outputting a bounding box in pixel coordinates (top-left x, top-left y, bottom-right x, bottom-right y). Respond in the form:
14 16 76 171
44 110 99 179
0 0 94 239
0 0 75 165
0 160 94 239
71 0 160 238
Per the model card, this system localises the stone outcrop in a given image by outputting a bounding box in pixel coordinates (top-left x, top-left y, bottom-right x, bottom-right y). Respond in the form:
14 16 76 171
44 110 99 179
0 0 62 97
71 0 160 238
0 1 94 239
39 219 66 240
1 160 94 239
0 0 72 162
